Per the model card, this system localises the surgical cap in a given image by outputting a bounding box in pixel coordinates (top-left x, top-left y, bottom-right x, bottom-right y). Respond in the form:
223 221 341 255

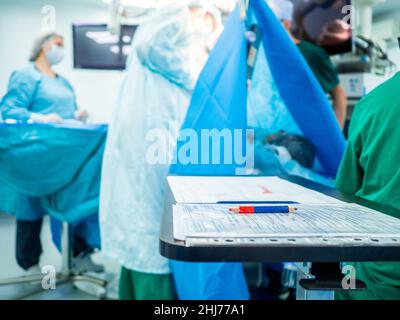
29 31 61 62
267 0 294 21
188 0 210 8
188 0 222 29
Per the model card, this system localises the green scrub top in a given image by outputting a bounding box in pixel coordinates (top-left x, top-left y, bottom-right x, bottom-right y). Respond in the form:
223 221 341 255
335 72 400 300
297 41 340 94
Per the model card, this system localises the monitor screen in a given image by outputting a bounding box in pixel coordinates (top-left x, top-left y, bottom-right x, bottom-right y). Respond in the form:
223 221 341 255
291 0 352 55
72 23 137 70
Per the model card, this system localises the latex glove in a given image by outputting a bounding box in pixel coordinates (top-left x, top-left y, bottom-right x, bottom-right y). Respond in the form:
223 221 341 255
75 109 89 123
30 113 63 123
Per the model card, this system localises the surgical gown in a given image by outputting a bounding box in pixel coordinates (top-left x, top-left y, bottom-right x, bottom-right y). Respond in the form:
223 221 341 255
100 4 196 274
335 72 400 300
0 62 77 221
1 63 76 122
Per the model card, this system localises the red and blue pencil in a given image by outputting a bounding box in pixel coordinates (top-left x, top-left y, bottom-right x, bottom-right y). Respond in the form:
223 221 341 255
228 205 297 214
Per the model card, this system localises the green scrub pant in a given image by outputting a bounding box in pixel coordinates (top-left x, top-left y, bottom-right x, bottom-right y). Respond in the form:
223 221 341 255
118 266 176 300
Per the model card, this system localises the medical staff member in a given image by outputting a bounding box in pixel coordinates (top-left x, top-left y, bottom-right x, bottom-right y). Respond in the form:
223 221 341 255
1 32 88 122
0 31 94 275
100 1 221 300
335 69 400 300
267 0 348 130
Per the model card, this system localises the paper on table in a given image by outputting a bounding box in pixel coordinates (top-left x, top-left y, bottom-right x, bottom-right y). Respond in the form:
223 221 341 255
167 176 340 204
173 203 400 241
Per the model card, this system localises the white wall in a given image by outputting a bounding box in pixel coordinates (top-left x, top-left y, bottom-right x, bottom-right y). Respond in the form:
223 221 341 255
0 0 124 123
373 1 400 74
387 45 400 72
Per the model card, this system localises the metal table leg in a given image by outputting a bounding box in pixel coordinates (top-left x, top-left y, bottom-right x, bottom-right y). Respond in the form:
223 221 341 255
296 262 366 300
296 263 335 300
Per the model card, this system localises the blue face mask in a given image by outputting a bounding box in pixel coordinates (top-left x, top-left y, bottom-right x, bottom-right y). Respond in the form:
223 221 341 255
45 44 64 65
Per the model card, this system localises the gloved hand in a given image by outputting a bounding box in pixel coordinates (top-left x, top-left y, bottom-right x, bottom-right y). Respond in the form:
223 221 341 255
30 113 64 123
75 109 89 123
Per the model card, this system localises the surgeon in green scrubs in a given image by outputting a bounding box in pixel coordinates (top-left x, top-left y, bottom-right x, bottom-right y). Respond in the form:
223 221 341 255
267 0 348 130
335 70 400 300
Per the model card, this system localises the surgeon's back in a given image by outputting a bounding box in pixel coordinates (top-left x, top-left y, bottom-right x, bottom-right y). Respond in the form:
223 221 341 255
336 72 400 212
335 72 400 300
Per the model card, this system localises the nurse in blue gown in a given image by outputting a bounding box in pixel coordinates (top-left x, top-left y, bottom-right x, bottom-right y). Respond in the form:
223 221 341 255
0 31 101 275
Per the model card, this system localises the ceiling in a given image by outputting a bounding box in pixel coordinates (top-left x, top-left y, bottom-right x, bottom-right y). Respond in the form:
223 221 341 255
57 0 108 8
56 0 400 20
70 0 400 12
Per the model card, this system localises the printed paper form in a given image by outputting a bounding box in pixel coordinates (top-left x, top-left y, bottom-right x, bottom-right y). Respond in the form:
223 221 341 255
167 176 340 204
173 203 400 241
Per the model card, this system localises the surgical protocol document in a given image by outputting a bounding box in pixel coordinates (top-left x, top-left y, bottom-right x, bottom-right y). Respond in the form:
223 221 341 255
173 203 400 240
173 203 400 241
167 176 340 204
167 176 400 241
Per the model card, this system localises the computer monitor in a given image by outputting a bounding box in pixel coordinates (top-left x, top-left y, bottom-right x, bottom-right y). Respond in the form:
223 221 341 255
72 23 137 70
291 0 352 55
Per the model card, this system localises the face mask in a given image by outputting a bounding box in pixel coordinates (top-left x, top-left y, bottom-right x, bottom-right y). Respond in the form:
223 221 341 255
191 9 214 38
45 45 64 65
193 23 213 38
192 24 213 52
193 32 209 48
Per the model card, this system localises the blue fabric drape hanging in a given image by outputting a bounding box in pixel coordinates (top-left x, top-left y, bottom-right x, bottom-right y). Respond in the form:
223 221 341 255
251 0 346 177
0 122 106 248
169 7 250 300
169 6 248 176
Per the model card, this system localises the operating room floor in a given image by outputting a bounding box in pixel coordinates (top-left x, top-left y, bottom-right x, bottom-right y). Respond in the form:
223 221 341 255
0 213 117 300
1 213 291 300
